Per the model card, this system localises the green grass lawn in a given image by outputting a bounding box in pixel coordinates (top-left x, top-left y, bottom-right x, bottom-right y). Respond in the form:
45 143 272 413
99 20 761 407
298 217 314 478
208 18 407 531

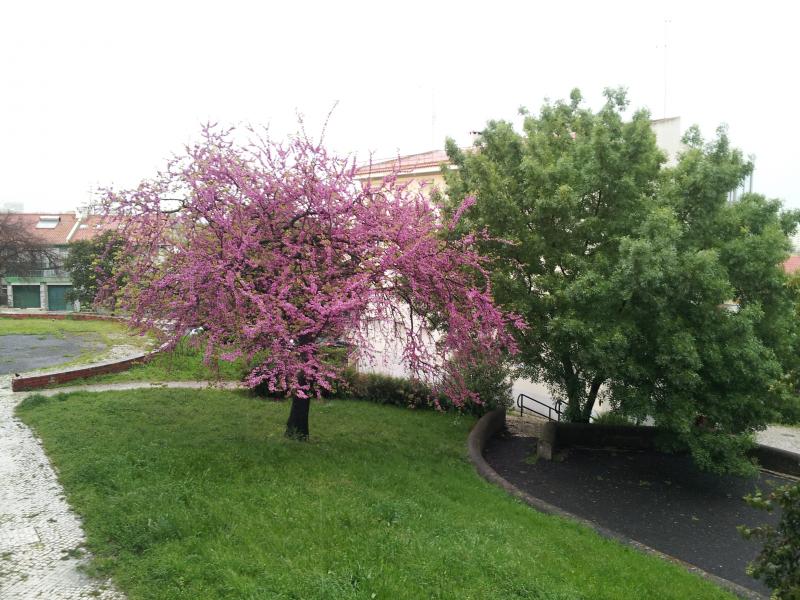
17 389 733 600
0 316 152 367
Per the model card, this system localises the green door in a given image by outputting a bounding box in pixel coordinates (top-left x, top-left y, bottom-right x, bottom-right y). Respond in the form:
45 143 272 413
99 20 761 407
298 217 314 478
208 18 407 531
47 285 72 311
13 285 41 309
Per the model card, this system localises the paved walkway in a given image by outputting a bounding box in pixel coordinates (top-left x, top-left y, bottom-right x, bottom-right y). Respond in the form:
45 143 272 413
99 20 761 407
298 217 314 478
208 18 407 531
0 375 123 599
0 377 246 599
757 425 800 454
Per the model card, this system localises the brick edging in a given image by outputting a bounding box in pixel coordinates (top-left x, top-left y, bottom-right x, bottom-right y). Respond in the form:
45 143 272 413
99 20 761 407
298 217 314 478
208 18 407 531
466 410 764 600
3 312 160 392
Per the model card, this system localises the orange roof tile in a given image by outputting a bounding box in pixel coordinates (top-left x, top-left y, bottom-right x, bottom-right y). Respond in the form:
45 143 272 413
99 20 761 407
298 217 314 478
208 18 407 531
5 212 121 245
10 213 77 245
355 149 453 177
69 214 121 242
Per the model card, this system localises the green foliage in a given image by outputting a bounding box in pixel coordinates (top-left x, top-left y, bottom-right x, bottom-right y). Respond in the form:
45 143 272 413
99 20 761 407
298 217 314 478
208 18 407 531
64 231 125 308
17 388 735 599
455 359 513 414
684 428 757 477
780 273 800 424
740 483 800 598
443 88 800 473
16 393 48 410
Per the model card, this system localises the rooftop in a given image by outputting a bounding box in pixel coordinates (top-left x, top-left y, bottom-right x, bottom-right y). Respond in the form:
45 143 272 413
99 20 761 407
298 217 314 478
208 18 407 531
5 212 116 245
354 149 452 177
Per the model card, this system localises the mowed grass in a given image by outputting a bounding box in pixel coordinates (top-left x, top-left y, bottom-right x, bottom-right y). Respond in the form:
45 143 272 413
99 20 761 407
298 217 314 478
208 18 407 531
17 390 734 600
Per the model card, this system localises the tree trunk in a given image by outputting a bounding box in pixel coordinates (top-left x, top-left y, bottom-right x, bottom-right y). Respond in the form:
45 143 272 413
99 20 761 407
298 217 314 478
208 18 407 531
285 395 310 440
582 376 604 422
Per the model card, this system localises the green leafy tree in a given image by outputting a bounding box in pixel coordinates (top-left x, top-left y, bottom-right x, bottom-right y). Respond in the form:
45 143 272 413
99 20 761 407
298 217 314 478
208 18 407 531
443 88 798 473
64 231 125 309
739 482 800 599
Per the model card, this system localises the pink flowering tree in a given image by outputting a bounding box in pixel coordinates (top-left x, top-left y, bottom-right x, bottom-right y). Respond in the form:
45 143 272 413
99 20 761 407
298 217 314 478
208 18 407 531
98 127 521 438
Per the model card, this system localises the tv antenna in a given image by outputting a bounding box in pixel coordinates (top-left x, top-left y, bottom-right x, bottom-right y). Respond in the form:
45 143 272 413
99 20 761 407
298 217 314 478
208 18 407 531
662 18 671 118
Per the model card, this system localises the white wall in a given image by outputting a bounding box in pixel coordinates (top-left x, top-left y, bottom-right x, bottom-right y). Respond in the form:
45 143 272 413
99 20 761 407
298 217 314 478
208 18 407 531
651 116 685 166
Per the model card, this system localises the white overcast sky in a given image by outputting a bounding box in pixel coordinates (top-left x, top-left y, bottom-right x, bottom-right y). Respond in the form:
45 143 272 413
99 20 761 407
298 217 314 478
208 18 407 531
1 0 797 213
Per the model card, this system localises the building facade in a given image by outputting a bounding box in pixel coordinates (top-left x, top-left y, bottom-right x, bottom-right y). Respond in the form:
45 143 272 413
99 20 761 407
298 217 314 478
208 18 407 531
2 212 109 311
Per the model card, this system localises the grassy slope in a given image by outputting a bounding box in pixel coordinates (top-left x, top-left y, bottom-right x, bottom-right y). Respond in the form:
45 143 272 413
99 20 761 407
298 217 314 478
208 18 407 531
0 316 151 367
17 389 732 600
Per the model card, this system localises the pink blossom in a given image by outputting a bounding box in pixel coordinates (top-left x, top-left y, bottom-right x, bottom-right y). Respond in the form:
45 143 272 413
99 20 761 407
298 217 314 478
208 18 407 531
98 127 521 408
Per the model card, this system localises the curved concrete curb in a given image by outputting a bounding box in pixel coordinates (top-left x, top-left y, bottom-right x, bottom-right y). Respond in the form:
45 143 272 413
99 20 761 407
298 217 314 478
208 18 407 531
11 352 155 391
467 409 765 600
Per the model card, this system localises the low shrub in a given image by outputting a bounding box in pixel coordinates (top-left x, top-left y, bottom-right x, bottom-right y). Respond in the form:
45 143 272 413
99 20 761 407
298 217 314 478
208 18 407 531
341 370 436 410
454 360 513 415
339 366 510 417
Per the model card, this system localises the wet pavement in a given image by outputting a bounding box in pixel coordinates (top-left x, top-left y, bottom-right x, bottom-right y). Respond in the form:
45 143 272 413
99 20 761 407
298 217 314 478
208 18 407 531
485 431 791 596
0 335 104 375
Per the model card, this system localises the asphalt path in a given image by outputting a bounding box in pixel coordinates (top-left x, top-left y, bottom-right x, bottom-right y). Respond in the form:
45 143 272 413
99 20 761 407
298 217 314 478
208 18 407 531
0 334 104 375
485 432 791 596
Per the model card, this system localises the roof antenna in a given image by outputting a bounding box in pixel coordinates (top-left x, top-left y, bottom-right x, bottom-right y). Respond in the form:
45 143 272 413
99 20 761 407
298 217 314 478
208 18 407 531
663 18 670 118
431 86 437 150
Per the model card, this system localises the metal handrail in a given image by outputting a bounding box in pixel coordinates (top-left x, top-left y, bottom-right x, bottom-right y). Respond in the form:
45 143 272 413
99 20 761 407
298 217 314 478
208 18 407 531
516 392 563 422
5 268 68 279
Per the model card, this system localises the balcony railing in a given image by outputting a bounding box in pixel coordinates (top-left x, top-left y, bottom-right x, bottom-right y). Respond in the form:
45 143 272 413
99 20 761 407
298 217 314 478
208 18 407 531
4 268 69 279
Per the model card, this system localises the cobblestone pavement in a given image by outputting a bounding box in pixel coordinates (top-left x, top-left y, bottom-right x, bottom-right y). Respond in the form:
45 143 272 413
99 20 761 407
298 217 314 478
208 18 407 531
0 375 123 599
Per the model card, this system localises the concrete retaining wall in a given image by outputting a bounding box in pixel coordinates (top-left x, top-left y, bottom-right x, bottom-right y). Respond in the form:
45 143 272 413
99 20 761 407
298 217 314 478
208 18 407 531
536 420 800 478
750 444 800 478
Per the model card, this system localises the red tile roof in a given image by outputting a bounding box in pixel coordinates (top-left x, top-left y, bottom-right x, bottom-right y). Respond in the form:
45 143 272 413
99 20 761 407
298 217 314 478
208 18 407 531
11 213 77 245
784 255 800 275
6 213 119 245
69 214 121 242
355 149 452 177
